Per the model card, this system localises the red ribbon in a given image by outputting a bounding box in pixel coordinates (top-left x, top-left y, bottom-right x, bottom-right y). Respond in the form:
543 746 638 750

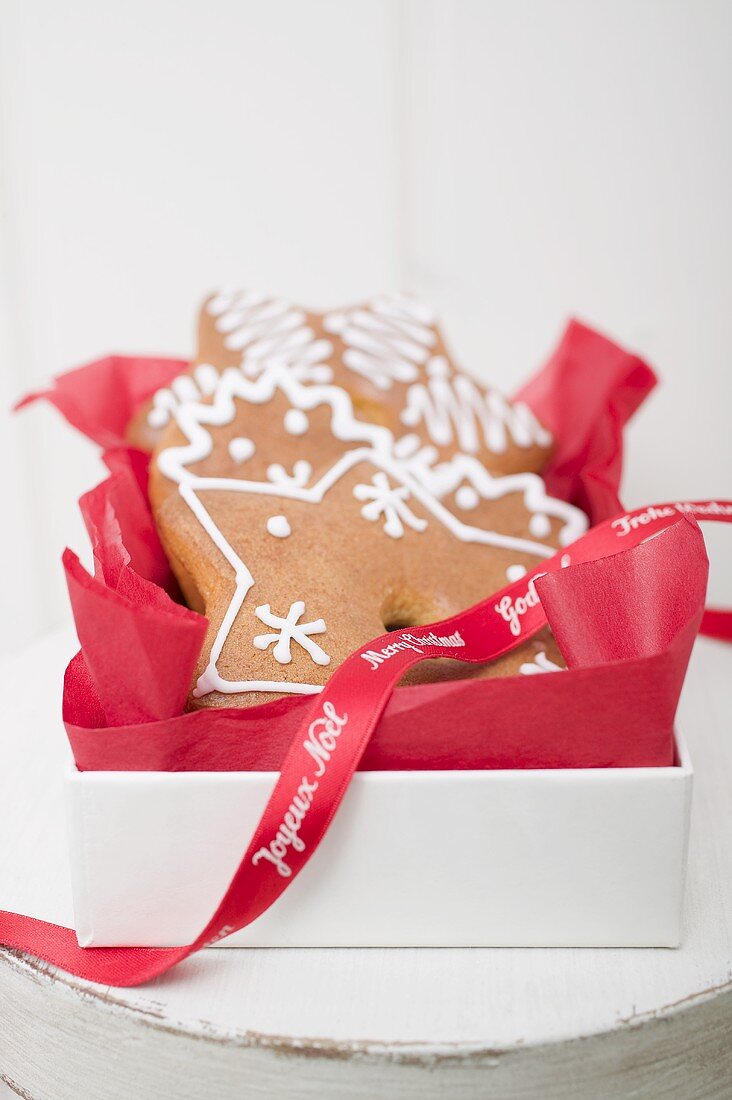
1 500 729 986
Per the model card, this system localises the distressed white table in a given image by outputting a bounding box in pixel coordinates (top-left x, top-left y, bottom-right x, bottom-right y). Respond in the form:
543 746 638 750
0 626 730 1100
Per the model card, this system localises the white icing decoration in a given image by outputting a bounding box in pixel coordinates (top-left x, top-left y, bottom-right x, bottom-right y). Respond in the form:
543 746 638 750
455 485 479 510
323 294 436 390
284 408 309 436
171 375 200 403
400 448 583 549
353 472 428 539
519 651 564 676
146 284 336 431
401 356 552 455
253 601 330 666
147 406 170 430
194 363 219 395
228 436 255 463
208 289 334 379
147 384 180 429
393 433 421 459
178 451 574 557
147 363 220 429
175 439 584 699
506 564 527 583
153 292 587 700
267 460 312 488
529 513 551 539
267 515 291 538
156 356 394 484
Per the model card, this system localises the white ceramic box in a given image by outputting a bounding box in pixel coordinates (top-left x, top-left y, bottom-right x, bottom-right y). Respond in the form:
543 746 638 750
65 733 693 948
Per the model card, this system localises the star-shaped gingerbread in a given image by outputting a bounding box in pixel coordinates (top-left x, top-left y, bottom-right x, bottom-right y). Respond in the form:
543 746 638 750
134 290 584 708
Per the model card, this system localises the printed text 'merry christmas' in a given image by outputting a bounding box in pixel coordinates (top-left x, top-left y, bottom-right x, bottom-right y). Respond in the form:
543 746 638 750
360 630 465 671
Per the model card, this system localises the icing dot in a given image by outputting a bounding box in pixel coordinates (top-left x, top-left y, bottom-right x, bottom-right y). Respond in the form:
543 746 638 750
529 513 551 539
228 436 255 463
506 564 527 583
284 409 309 435
266 515 291 538
455 486 479 510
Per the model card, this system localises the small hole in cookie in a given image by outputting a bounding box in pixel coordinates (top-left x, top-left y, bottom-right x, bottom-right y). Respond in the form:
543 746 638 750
383 614 418 632
380 590 440 633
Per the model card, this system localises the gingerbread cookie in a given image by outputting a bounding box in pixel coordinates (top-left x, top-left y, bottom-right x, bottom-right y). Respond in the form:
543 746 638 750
144 291 584 708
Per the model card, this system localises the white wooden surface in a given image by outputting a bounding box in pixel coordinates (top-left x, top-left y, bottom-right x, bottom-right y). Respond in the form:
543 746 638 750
2 0 732 655
0 625 731 1098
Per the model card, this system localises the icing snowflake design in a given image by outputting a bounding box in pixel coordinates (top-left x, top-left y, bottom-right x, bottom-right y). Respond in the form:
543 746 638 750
353 472 428 539
253 601 331 666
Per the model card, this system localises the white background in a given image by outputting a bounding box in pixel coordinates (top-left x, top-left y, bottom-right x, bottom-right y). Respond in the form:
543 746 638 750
1 0 730 655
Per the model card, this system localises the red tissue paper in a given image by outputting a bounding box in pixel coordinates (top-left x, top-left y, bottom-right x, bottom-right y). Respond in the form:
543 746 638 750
23 320 709 774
